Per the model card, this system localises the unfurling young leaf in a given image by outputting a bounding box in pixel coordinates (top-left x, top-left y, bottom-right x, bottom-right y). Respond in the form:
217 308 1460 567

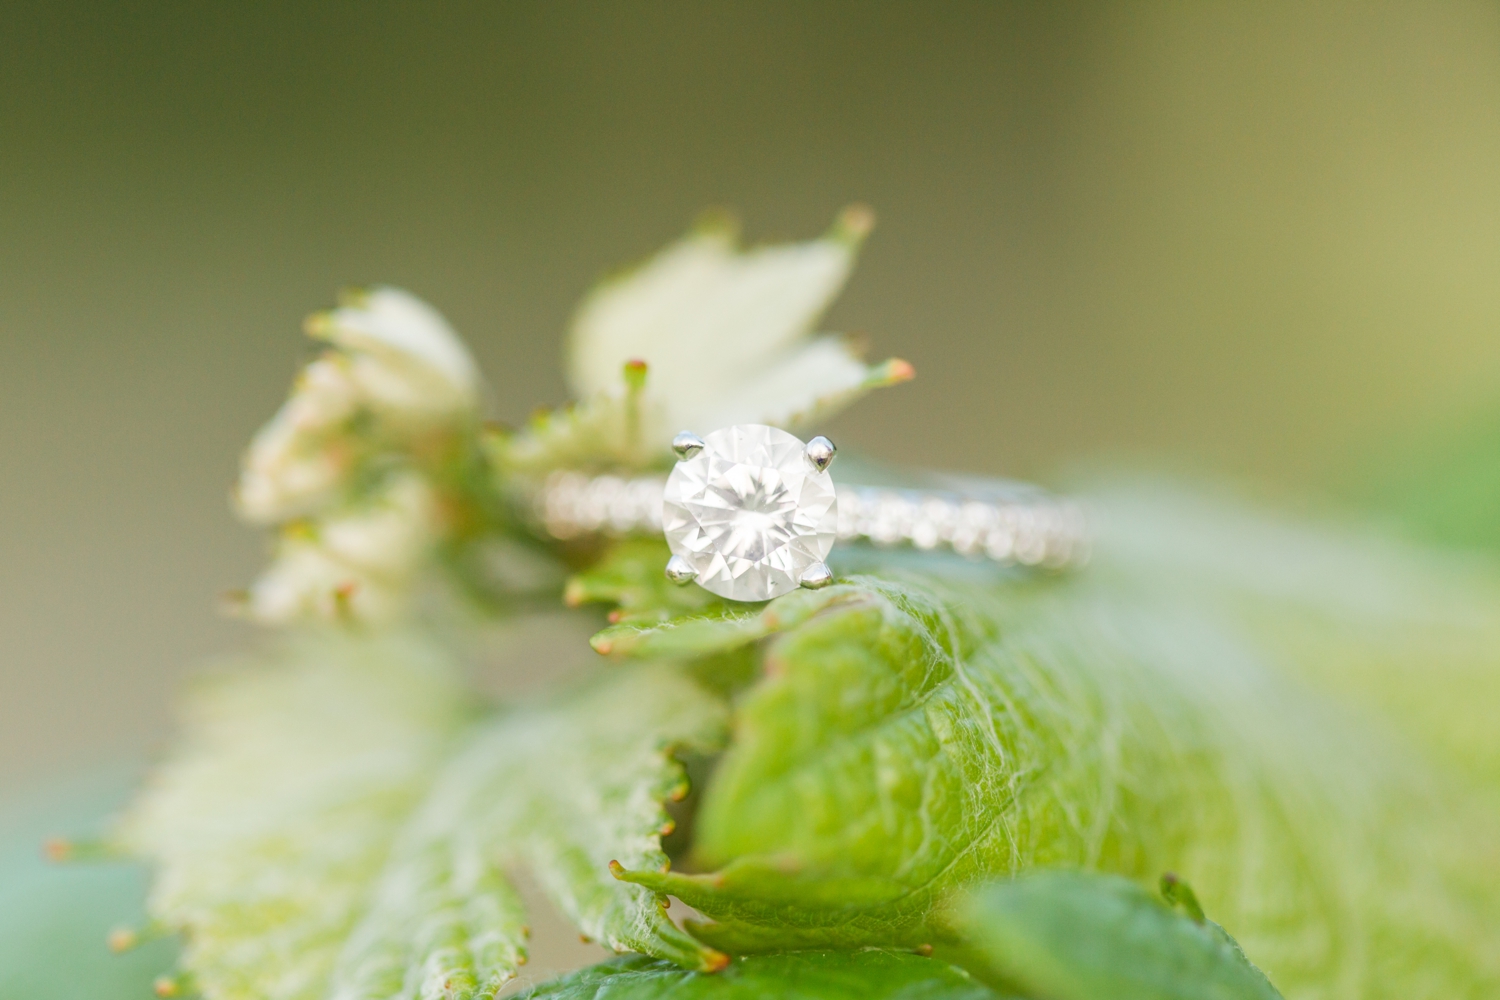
500 208 912 476
231 286 527 627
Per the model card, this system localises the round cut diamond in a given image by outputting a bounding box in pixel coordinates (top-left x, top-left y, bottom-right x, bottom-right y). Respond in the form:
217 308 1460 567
662 424 837 601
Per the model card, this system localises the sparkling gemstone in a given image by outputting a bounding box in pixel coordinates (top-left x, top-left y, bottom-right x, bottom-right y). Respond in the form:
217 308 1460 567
662 424 837 601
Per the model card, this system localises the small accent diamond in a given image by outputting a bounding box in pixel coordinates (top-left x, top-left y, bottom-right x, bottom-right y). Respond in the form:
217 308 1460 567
662 424 838 601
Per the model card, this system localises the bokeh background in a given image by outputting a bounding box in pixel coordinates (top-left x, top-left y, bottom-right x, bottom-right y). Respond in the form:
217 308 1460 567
4 2 1500 989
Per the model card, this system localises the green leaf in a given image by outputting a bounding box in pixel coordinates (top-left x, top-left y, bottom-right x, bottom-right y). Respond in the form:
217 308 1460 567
114 631 476 1000
119 630 732 999
957 871 1282 1000
1347 399 1500 553
383 661 730 976
597 505 1500 997
326 818 528 1000
567 540 763 700
564 538 727 625
512 950 1007 1000
497 390 663 478
586 570 855 663
329 659 730 999
1092 481 1500 793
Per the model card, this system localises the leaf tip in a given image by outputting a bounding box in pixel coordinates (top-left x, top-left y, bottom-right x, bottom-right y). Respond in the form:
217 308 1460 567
153 973 184 997
335 285 372 309
608 859 626 879
563 578 588 607
702 948 732 973
302 310 334 339
218 588 252 617
106 926 139 953
44 836 115 863
833 204 876 245
871 357 916 387
1160 871 1207 923
692 207 741 241
622 358 649 391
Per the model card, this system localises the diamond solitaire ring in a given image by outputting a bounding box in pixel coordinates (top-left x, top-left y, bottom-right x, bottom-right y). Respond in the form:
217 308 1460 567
535 423 1089 602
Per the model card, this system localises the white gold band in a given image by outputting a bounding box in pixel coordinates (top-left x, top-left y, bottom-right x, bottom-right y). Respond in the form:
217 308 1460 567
535 470 1090 570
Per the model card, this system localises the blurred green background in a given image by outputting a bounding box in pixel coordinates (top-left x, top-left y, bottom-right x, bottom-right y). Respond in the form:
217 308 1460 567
3 2 1500 991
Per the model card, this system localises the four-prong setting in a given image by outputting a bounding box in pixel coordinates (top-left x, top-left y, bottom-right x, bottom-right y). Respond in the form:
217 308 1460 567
671 431 706 460
664 554 698 586
805 435 836 473
799 561 834 590
662 424 839 601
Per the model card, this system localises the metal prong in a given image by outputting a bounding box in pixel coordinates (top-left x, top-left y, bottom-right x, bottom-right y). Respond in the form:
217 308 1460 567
805 435 836 472
672 431 705 460
799 561 834 589
664 555 697 586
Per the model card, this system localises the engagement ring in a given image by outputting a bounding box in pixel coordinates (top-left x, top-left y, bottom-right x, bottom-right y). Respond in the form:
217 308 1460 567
536 423 1088 602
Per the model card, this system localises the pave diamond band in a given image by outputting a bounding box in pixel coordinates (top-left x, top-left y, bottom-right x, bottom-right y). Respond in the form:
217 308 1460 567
537 471 1088 567
543 476 1092 563
535 430 1089 603
831 482 1088 568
